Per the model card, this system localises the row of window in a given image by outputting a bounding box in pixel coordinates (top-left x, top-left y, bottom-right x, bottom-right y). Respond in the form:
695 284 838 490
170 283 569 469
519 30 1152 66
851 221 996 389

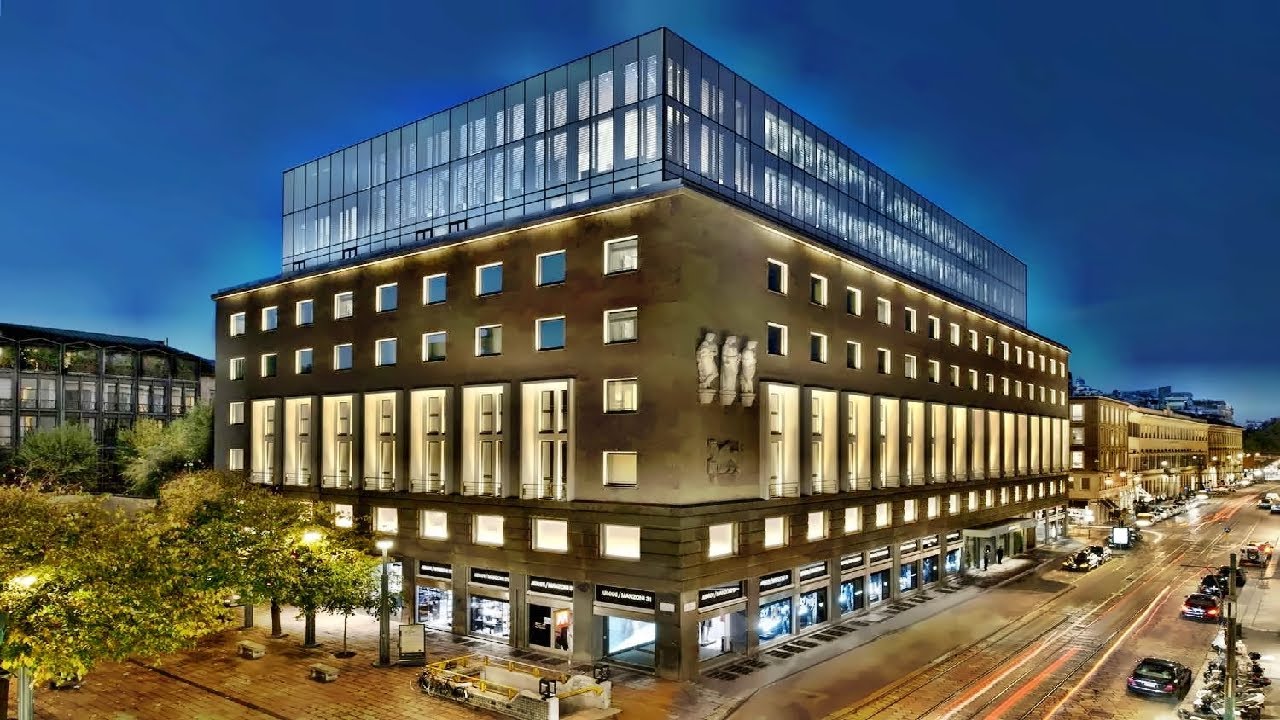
230 237 640 337
765 259 1062 377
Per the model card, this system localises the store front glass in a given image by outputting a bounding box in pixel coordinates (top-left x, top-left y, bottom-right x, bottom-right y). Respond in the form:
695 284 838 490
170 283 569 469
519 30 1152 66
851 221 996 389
945 548 962 574
416 587 452 630
798 589 827 630
698 611 746 662
758 597 792 641
922 556 939 584
899 561 918 592
838 578 865 615
867 570 890 605
602 616 656 667
468 596 510 639
529 604 572 652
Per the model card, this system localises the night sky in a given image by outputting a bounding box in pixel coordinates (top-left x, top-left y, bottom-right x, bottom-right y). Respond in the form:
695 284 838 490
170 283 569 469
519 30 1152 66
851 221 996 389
1 2 1276 419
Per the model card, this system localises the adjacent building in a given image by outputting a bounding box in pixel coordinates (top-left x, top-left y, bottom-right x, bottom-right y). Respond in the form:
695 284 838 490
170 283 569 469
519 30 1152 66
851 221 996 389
214 28 1071 680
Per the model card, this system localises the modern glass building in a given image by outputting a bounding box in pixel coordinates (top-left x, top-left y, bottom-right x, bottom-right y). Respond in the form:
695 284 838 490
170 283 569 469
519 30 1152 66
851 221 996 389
280 28 1028 325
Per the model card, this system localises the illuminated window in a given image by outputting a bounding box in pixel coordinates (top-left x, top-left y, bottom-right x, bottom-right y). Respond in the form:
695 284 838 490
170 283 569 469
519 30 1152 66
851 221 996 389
229 312 246 337
601 524 641 559
474 514 505 546
807 511 827 541
419 510 448 540
767 259 788 294
764 516 788 548
708 523 737 558
532 518 569 552
844 507 862 533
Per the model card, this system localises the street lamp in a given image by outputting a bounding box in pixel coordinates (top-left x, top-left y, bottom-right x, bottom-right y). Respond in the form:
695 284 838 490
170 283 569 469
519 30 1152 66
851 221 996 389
299 530 324 647
375 539 393 667
8 574 39 720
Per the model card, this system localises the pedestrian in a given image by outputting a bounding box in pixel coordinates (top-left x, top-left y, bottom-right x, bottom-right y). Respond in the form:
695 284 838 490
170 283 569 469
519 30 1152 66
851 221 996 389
996 547 1005 564
983 546 990 571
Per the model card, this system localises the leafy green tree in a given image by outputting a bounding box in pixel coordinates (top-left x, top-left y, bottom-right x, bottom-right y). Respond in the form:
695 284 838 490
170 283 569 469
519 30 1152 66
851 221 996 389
120 403 213 496
282 534 379 652
15 424 99 491
1244 420 1280 454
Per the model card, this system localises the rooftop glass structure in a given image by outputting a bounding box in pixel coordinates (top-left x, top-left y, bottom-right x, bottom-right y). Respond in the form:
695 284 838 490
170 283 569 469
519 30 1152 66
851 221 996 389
281 28 1028 325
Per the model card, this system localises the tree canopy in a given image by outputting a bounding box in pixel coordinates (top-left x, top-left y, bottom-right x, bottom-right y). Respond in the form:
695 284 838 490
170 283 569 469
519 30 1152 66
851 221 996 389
119 402 213 496
1245 419 1280 454
14 423 99 491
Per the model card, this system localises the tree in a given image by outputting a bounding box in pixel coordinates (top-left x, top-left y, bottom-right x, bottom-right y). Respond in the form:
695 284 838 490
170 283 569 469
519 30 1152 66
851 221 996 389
119 403 213 496
282 536 379 653
1244 420 1280 454
14 424 99 492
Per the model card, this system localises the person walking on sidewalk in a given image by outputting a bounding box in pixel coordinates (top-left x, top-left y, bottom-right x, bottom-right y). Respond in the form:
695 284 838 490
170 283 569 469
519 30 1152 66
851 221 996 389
996 547 1005 564
983 546 990 571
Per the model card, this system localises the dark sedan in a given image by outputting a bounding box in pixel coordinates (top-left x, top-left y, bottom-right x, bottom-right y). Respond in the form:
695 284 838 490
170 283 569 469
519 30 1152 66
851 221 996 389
1061 551 1098 572
1127 658 1192 700
1181 593 1221 622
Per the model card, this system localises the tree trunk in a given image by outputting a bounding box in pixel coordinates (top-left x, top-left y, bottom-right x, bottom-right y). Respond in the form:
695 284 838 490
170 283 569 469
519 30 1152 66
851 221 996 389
270 599 284 638
241 604 253 630
343 615 349 653
0 669 10 720
303 610 318 648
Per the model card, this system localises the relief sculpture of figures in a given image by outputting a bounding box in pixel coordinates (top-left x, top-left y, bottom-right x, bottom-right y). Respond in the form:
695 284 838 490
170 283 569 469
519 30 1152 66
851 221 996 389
739 339 758 407
719 335 740 406
696 332 720 404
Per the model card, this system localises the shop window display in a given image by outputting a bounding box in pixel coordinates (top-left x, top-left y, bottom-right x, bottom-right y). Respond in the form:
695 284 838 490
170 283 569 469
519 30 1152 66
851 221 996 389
602 616 656 667
899 561 919 592
758 598 792 641
469 596 511 639
838 578 865 615
416 587 452 630
798 589 827 630
529 604 573 652
945 548 962 574
922 556 939 584
867 569 890 605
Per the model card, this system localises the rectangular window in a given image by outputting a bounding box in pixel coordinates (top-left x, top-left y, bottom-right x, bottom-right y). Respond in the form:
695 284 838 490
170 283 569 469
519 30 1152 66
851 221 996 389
422 331 446 362
334 291 354 319
603 236 639 274
927 496 941 519
1071 450 1084 469
876 348 891 375
229 357 245 380
766 323 788 356
228 448 245 470
809 274 827 305
604 308 638 343
986 336 994 355
846 287 862 315
419 510 448 540
260 354 277 378
229 312 246 337
1050 358 1058 374
986 373 995 393
376 283 398 312
604 378 638 413
261 307 278 332
535 317 566 351
229 401 245 425
1027 350 1036 368
876 298 891 325
903 499 918 523
904 307 917 333
764 516 787 548
532 518 569 553
474 514 505 546
903 354 917 380
1002 377 1010 395
476 262 503 296
928 316 941 340
809 333 827 363
423 273 447 305
296 299 314 326
875 502 890 528
928 360 940 384
949 365 960 387
1015 346 1023 364
296 348 313 374
968 330 979 351
844 507 862 534
969 369 979 390
1001 341 1010 360
601 524 641 559
603 451 637 486
373 507 398 534
708 523 736 558
949 323 961 345
475 325 503 356
1070 404 1084 422
1015 380 1023 398
536 250 567 286
846 341 861 370
807 511 827 541
767 259 788 294
334 343 353 370
375 338 397 366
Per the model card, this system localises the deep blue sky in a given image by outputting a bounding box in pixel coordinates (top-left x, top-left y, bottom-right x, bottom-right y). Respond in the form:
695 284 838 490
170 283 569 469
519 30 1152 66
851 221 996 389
1 2 1276 419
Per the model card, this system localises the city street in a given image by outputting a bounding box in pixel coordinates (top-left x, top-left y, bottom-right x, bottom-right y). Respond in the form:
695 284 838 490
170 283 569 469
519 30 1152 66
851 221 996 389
729 489 1277 720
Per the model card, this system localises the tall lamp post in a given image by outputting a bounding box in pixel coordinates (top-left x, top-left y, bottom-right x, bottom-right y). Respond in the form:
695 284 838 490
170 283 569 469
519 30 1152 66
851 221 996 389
300 530 324 648
375 538 393 667
9 574 38 720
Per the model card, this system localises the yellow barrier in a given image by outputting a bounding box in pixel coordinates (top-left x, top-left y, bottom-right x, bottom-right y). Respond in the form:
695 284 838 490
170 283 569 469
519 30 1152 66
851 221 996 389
422 653 600 701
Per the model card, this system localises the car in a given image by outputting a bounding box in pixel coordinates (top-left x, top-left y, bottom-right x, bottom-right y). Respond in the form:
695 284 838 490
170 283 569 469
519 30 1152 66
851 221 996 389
1240 544 1271 567
1200 574 1226 598
1181 593 1222 622
1062 551 1099 572
1128 658 1192 700
1258 500 1272 510
1087 545 1112 563
1218 566 1247 588
1269 503 1280 515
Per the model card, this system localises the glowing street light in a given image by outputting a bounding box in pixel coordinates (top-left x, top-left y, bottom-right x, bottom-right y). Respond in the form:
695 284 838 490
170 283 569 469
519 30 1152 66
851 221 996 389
301 530 323 545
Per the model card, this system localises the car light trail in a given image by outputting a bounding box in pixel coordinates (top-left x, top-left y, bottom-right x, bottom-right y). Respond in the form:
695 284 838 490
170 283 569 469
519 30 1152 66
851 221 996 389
978 647 1079 720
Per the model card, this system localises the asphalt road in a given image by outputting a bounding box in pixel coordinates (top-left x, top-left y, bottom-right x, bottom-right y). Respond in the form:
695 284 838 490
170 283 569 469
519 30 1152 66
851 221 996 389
728 488 1277 720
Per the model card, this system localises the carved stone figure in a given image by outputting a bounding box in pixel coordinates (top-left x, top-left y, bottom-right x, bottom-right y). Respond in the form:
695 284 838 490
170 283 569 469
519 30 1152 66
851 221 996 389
739 340 758 407
706 439 741 477
696 332 720 404
719 336 740 406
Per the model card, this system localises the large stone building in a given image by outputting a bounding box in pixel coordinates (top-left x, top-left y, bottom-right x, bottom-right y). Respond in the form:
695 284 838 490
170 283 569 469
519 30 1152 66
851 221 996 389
213 28 1071 680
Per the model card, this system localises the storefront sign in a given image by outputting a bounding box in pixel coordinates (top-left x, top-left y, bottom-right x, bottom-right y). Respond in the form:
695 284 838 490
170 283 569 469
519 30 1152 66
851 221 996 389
945 531 962 544
868 546 891 565
759 570 793 593
469 568 511 588
418 561 453 580
528 576 575 598
799 561 828 583
921 535 940 551
697 582 745 609
840 553 865 572
595 585 656 610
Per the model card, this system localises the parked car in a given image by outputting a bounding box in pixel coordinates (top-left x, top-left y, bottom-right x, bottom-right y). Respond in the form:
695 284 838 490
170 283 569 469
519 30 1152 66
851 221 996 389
1062 551 1099 572
1257 500 1271 510
1087 545 1112 563
1218 566 1247 588
1127 658 1193 700
1200 575 1226 598
1181 593 1221 622
1240 544 1271 567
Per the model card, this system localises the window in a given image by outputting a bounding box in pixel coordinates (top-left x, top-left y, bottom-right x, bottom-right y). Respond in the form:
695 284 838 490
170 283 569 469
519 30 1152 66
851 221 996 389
969 369 979 390
532 518 569 552
334 343 353 370
1001 341 1010 360
229 401 245 425
260 354 277 378
876 298 891 324
1015 380 1023 398
764 516 787 548
475 325 502 357
968 330 979 351
604 236 639 274
1002 377 1010 395
904 354 918 380
474 515 505 546
375 338 397 366
1015 346 1023 364
296 299 314 326
1050 358 1058 374
875 502 890 528
420 331 446 362
807 511 827 541
376 283 398 312
810 274 827 305
295 348 313 374
373 507 398 533
708 523 736 558
601 524 641 559
846 287 862 315
334 291 354 319
766 323 788 356
928 360 941 384
844 507 862 534
229 357 245 380
1071 451 1084 469
986 373 995 393
1070 404 1085 422
423 273 447 305
333 504 354 529
604 379 638 413
536 250 566 286
986 336 994 355
846 341 862 370
229 312 246 337
261 306 278 332
767 259 788 294
877 348 891 374
535 317 566 351
809 333 827 363
949 323 961 345
1027 350 1036 368
928 316 941 340
419 510 448 540
949 365 960 387
903 499 918 523
228 448 245 470
604 308 637 343
904 307 917 333
948 493 960 515
476 262 503 296
1050 388 1057 404
927 496 941 519
603 451 637 486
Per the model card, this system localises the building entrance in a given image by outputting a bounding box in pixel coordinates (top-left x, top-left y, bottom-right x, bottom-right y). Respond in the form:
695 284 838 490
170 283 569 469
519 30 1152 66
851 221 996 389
602 616 656 668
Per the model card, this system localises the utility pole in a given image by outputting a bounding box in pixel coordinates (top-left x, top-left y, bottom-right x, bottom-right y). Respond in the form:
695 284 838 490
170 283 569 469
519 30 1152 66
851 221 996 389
1225 551 1238 720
